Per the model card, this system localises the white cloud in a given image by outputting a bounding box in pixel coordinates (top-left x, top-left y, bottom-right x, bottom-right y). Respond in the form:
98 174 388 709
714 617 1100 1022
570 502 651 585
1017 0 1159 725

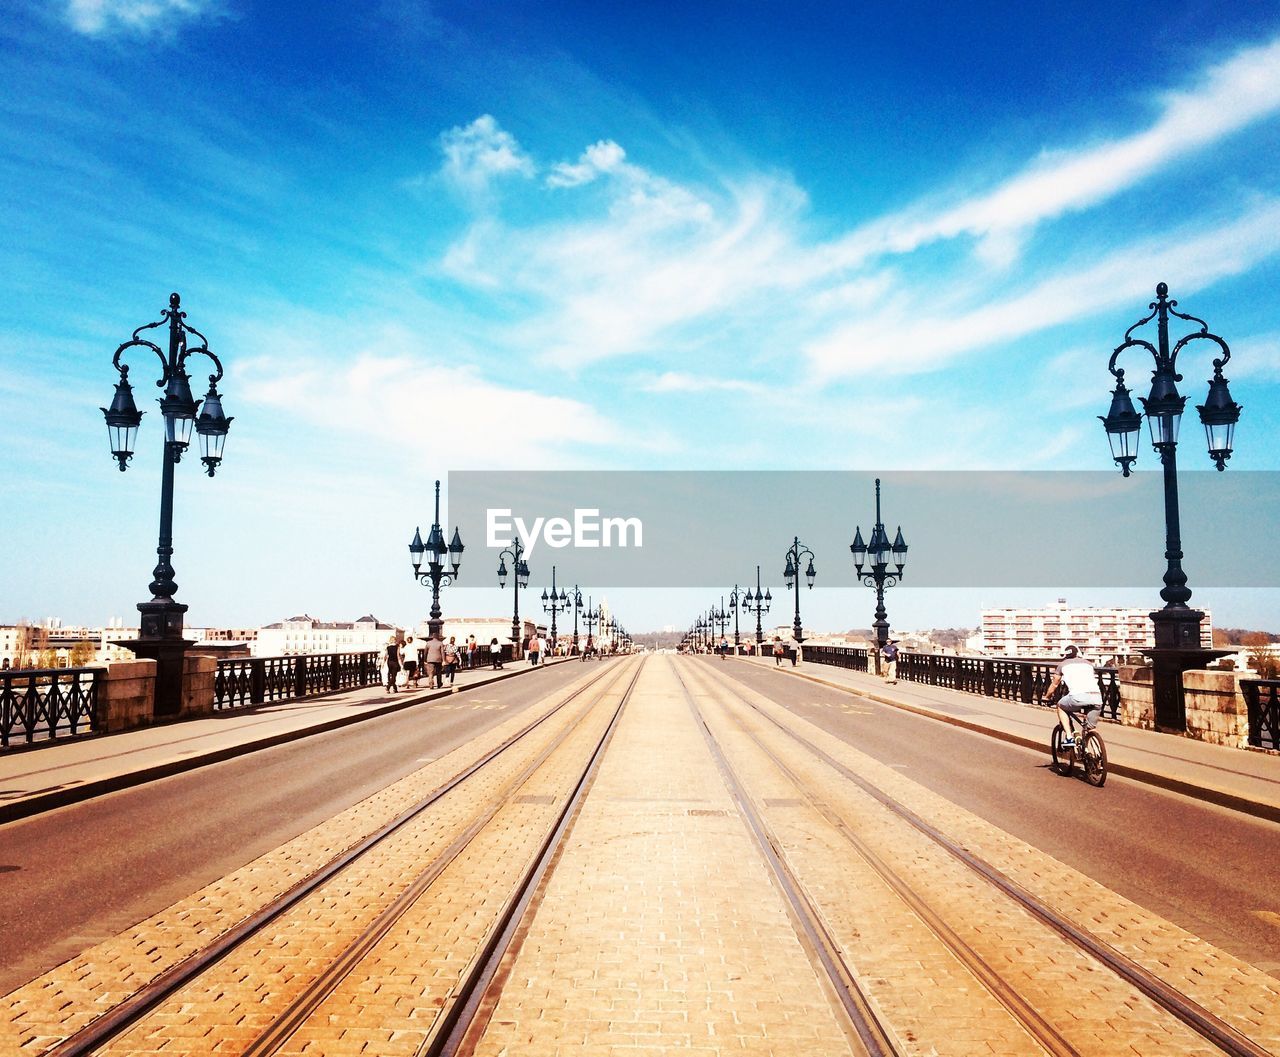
547 140 627 188
805 199 1280 380
824 35 1280 270
66 0 220 35
641 371 768 395
439 115 534 197
219 311 636 467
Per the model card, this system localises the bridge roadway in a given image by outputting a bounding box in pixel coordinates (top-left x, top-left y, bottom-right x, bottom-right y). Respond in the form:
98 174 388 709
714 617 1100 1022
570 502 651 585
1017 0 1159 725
1 655 1278 1056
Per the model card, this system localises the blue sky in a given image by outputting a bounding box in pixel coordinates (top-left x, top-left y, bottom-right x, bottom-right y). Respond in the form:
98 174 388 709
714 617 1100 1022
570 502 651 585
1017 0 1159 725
2 0 1279 634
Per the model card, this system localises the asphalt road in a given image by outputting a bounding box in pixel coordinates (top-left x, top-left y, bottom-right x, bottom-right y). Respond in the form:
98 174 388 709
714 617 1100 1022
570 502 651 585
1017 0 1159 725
0 658 609 995
704 657 1280 978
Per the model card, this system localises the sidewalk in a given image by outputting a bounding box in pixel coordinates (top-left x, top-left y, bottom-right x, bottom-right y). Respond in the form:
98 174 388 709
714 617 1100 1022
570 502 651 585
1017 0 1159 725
735 656 1280 824
0 656 587 825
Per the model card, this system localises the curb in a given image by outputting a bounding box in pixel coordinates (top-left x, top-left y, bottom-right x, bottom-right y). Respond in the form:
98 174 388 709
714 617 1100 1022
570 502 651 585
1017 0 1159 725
0 658 581 826
742 660 1280 826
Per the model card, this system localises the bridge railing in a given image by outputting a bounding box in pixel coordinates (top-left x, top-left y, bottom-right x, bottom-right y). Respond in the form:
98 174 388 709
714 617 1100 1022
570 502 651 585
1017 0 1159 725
1239 679 1280 750
802 646 1121 721
1 667 104 748
214 651 381 710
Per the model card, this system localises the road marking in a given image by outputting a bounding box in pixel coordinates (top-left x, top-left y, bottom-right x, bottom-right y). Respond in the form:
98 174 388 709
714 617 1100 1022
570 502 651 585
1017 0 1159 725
1252 910 1280 930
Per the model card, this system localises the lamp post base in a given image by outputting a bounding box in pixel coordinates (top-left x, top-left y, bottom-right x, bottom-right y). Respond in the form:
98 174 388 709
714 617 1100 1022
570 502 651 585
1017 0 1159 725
1141 608 1229 731
117 599 191 718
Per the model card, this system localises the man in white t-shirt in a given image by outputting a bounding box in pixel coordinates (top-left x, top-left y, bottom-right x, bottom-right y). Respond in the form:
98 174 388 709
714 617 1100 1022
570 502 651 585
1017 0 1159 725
1044 645 1102 746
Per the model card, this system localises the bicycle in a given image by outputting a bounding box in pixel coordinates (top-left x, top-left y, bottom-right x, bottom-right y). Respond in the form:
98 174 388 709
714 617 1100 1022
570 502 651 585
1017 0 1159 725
1050 708 1107 787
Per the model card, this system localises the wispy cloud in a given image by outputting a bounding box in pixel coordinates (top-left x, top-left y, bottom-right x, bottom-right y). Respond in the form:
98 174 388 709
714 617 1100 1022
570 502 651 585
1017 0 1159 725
439 114 535 198
66 0 223 35
432 34 1280 394
641 371 768 395
822 35 1280 270
231 319 628 468
546 140 626 188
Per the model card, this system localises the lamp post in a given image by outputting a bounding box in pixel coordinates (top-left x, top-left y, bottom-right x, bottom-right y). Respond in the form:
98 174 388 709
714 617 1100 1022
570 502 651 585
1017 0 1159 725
583 596 600 658
541 566 570 651
742 565 772 645
850 478 907 674
569 585 584 653
408 480 464 639
102 292 232 716
782 537 817 643
1100 282 1239 729
496 537 531 658
713 597 730 646
728 585 744 651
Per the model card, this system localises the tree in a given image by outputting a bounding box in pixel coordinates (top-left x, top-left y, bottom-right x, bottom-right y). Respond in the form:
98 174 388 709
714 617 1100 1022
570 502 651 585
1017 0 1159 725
1242 632 1280 680
68 640 96 668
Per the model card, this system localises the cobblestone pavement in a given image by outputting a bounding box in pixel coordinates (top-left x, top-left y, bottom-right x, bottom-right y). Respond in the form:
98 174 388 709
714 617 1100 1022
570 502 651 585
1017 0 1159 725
5 654 1279 1056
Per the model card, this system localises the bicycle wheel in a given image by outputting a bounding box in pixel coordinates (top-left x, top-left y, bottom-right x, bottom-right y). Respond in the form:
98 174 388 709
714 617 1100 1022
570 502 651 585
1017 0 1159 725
1051 725 1073 776
1082 730 1107 787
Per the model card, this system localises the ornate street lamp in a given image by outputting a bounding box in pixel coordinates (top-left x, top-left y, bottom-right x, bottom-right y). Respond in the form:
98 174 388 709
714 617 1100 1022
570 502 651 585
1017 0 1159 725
850 477 907 673
102 292 232 715
782 536 816 643
728 585 744 650
713 596 731 645
408 480 464 639
741 565 772 645
496 537 531 657
582 596 600 657
542 568 570 652
569 585 584 653
1101 282 1238 728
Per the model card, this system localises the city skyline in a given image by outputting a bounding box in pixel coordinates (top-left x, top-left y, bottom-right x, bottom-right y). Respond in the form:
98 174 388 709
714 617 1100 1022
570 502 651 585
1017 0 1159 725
2 2 1278 632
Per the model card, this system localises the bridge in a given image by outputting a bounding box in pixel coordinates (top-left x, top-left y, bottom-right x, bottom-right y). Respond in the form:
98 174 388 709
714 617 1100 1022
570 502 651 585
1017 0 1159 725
2 650 1278 1056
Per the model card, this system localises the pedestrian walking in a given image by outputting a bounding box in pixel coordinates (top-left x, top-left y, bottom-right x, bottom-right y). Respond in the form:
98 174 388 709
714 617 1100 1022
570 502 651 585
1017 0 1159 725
719 637 729 660
384 634 402 694
528 633 543 666
490 637 503 669
424 630 445 688
466 635 478 671
881 639 899 683
773 637 785 666
403 635 421 688
791 639 801 666
443 636 460 685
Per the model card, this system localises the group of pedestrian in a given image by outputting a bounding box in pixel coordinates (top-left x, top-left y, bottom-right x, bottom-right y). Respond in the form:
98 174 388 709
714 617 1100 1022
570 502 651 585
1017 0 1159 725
771 637 801 666
383 630 468 692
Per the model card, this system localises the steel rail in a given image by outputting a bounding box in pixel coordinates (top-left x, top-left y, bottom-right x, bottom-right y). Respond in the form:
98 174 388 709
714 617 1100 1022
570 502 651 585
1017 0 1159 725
683 662 1080 1057
701 659 1274 1057
242 657 643 1056
670 662 900 1057
46 658 630 1057
422 656 647 1057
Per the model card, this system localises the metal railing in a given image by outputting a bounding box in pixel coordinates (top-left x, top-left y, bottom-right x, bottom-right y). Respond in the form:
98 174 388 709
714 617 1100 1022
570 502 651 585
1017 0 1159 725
214 651 381 710
1240 679 1280 750
1 667 103 748
802 646 1121 721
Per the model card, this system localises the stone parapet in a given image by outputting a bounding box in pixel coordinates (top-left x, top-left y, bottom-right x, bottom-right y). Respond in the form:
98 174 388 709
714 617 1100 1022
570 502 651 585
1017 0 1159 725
99 659 157 732
98 654 217 733
1182 669 1249 748
1117 666 1154 730
182 654 217 719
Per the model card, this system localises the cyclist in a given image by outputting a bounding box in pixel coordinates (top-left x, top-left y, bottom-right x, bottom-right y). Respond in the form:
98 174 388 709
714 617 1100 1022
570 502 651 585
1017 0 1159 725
1043 645 1102 748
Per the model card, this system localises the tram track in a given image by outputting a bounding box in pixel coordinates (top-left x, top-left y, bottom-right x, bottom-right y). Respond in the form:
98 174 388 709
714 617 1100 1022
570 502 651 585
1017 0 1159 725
689 657 1278 1057
670 662 901 1057
43 657 642 1057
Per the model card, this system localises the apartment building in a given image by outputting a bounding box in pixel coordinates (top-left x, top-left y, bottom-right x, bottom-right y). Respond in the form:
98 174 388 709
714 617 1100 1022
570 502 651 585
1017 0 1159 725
979 598 1212 660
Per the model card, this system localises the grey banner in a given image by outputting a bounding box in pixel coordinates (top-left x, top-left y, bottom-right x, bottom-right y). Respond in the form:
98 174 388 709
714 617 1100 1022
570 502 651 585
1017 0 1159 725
446 471 1279 589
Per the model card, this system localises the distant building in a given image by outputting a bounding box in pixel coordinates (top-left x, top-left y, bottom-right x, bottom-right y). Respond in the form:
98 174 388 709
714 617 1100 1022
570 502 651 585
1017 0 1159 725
255 615 398 657
979 598 1212 661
